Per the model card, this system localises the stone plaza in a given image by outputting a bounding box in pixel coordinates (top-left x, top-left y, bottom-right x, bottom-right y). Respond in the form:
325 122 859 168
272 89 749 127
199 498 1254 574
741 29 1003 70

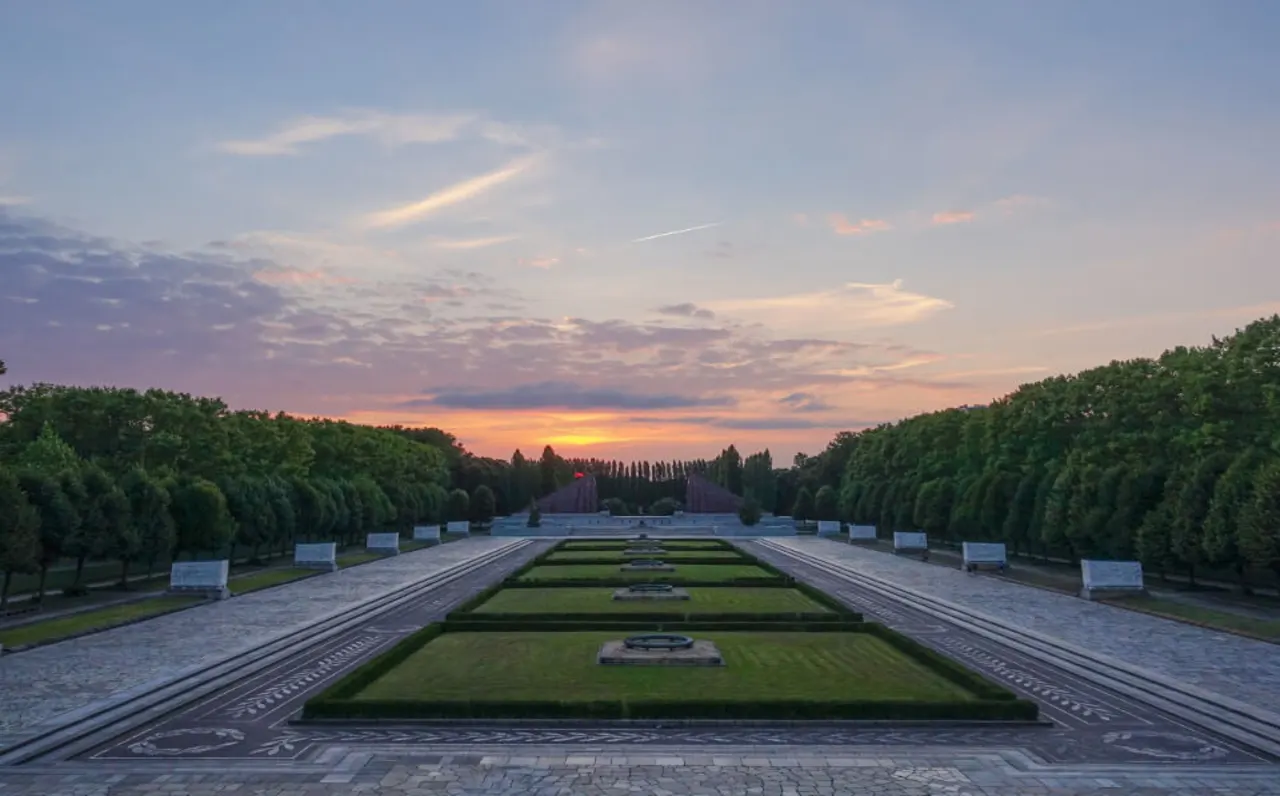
0 535 1278 795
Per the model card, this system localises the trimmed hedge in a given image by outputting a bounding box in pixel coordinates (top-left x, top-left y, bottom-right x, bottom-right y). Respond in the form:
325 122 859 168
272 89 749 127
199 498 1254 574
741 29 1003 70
449 611 863 624
534 556 751 566
303 621 1038 722
499 577 793 588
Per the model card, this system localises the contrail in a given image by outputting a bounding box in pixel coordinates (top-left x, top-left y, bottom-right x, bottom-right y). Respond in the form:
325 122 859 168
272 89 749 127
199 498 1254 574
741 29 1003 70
630 222 722 243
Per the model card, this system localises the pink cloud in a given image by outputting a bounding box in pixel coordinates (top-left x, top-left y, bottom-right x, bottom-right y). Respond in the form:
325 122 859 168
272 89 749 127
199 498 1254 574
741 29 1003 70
252 268 354 286
519 256 560 268
827 214 891 236
931 210 976 225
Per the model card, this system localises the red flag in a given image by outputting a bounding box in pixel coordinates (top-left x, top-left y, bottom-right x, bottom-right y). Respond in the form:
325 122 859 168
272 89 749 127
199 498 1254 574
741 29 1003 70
574 472 585 478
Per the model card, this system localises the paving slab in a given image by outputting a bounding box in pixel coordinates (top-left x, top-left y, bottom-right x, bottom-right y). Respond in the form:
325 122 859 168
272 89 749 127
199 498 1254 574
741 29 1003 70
766 538 1280 710
2 753 1279 795
0 538 520 744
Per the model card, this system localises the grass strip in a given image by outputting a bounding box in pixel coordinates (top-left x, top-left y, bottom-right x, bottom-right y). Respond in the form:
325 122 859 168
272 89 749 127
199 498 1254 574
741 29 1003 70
470 587 834 615
0 596 204 649
1106 595 1280 642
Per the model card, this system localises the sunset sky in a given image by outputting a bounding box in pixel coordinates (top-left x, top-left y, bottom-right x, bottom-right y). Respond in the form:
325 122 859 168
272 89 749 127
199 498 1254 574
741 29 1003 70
1 1 1278 462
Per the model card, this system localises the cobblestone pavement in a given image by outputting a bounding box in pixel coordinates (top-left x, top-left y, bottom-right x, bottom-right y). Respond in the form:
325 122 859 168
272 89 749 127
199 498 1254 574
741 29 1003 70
0 538 521 742
768 538 1280 709
2 751 1280 795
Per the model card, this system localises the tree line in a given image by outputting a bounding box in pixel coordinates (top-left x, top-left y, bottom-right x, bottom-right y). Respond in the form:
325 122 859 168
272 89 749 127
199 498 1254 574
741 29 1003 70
0 384 488 607
802 316 1280 590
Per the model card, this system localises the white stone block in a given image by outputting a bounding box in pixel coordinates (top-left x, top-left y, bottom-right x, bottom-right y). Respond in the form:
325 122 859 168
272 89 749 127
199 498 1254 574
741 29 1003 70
1080 559 1145 599
446 520 470 535
847 525 877 541
893 531 928 551
962 542 1007 570
366 532 400 555
413 525 441 542
816 520 841 536
294 542 338 571
169 560 230 599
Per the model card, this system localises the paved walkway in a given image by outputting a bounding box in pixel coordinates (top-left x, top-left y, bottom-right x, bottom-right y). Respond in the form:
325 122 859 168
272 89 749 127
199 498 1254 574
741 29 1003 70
0 538 519 744
771 538 1280 709
1 751 1278 795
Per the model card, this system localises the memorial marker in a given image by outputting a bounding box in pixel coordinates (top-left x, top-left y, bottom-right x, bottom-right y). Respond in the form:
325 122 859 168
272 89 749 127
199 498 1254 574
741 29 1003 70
848 525 877 542
816 520 841 537
962 542 1007 572
413 525 441 542
1080 559 1145 600
168 560 231 600
446 520 470 536
366 532 401 555
893 531 929 559
294 542 338 572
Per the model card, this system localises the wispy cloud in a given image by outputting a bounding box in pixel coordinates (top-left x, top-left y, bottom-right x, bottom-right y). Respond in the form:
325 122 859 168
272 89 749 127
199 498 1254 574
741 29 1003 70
252 267 356 286
432 235 517 250
518 256 559 268
217 111 479 156
992 194 1051 214
656 302 716 320
778 391 834 412
406 381 736 411
708 280 953 327
630 222 721 243
827 214 891 236
362 155 539 230
931 210 975 225
0 195 30 206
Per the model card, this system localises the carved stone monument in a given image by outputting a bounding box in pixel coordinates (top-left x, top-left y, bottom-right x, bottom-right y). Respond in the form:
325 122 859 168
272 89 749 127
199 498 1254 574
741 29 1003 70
848 525 877 543
294 542 338 572
611 583 691 601
816 520 841 537
1080 560 1146 600
892 531 929 559
598 633 723 666
962 542 1007 572
366 532 400 555
413 525 441 543
168 560 231 600
446 521 470 536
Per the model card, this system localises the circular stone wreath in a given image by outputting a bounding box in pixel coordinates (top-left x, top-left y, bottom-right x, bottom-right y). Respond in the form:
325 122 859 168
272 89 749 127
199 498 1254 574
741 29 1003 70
624 633 695 651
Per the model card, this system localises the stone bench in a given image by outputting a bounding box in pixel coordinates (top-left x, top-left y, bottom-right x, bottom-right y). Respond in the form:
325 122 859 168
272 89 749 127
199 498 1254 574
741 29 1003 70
1080 559 1146 600
167 560 231 600
366 532 400 556
294 542 338 572
961 542 1007 573
892 532 929 560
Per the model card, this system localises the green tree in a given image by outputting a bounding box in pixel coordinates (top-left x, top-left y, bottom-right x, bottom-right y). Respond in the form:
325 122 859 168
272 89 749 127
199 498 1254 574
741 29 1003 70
526 499 542 528
813 485 838 521
1170 452 1233 584
121 468 174 585
171 478 235 558
447 488 470 523
1239 463 1280 579
471 484 496 523
0 466 40 609
1202 451 1264 584
791 487 814 522
15 471 79 604
649 496 679 516
738 495 762 526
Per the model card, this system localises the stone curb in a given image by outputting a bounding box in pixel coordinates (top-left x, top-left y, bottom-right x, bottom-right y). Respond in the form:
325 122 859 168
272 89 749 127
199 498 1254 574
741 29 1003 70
0 539 532 766
758 539 1280 758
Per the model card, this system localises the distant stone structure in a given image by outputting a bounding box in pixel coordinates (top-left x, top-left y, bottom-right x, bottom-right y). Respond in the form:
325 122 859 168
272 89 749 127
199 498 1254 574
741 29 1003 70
536 474 599 513
684 473 743 513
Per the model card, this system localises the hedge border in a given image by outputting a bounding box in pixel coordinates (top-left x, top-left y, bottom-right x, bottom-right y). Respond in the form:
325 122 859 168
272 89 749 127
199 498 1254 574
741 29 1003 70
303 621 1037 722
533 556 752 567
453 611 863 624
503 577 793 588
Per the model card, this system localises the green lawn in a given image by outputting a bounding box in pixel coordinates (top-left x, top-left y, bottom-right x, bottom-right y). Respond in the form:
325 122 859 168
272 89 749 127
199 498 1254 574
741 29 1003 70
337 551 383 567
543 550 746 562
558 540 727 551
471 587 832 615
353 631 974 703
0 596 204 649
231 567 319 594
516 564 776 583
1108 596 1280 641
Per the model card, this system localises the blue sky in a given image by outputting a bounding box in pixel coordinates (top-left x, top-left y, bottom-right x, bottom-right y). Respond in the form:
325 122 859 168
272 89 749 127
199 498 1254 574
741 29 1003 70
2 1 1278 459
